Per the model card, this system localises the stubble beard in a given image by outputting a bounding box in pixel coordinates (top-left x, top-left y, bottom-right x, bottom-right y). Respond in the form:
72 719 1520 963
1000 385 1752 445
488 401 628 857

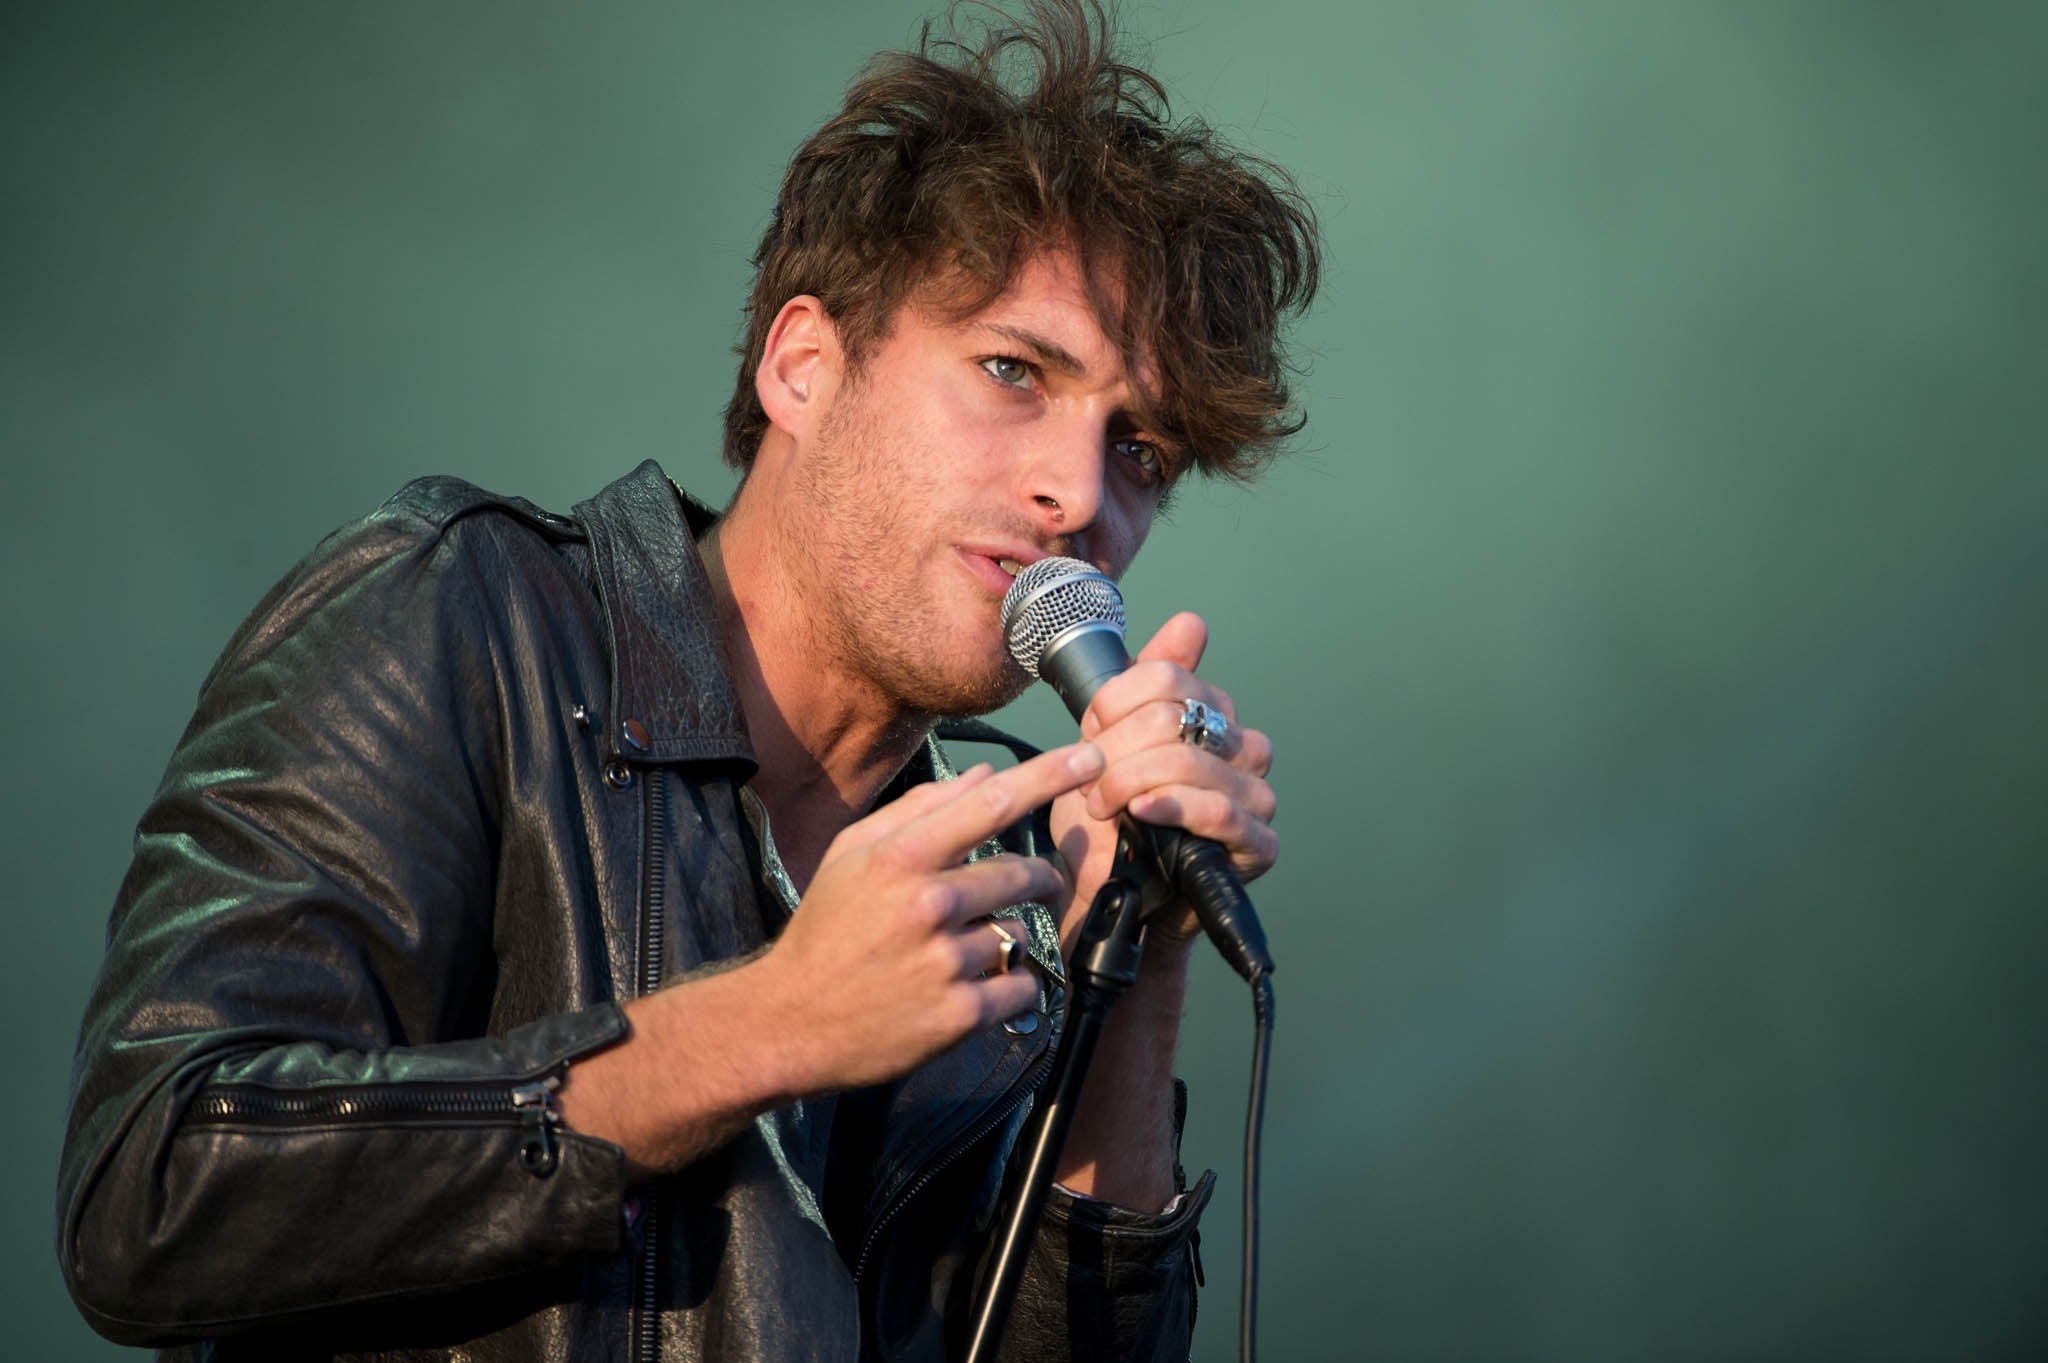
790 381 1033 720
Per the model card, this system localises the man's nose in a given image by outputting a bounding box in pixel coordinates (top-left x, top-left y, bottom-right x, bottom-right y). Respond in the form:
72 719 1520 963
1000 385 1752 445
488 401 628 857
1020 423 1107 538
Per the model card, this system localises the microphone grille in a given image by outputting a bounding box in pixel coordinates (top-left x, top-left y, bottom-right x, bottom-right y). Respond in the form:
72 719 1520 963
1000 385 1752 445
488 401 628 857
1000 556 1126 679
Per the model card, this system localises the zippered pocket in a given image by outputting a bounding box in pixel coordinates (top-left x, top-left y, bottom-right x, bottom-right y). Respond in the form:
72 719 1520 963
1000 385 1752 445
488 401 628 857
186 1077 565 1177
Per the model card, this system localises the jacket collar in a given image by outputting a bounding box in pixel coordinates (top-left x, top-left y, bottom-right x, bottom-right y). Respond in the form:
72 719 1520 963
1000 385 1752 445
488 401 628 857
571 461 983 817
573 460 757 771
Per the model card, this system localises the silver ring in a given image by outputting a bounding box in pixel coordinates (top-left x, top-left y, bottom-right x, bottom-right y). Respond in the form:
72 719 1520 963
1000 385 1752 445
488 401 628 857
987 919 1023 974
1176 697 1231 754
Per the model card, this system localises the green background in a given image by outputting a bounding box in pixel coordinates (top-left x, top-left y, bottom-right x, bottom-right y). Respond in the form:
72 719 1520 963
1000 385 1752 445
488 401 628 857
6 2 2044 1358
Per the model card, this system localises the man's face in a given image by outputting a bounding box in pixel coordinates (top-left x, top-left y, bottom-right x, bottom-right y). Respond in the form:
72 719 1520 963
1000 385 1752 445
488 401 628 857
781 250 1173 717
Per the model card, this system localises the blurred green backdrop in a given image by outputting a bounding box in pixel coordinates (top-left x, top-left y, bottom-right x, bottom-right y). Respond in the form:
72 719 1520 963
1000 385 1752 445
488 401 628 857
6 2 2044 1359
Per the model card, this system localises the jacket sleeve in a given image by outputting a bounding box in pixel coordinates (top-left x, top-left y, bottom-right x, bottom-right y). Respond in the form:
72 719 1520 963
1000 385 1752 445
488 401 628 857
1000 1171 1217 1361
56 499 631 1347
993 1084 1217 1362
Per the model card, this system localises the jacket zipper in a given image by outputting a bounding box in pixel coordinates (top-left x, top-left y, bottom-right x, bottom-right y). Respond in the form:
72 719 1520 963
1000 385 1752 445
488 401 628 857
188 1079 563 1175
631 767 669 1363
850 1038 1057 1290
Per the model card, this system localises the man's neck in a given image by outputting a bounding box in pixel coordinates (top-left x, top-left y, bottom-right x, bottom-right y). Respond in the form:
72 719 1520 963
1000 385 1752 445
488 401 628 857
698 490 932 890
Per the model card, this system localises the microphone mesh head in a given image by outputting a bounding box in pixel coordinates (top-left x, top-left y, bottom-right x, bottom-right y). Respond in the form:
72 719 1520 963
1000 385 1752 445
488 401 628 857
1000 556 1126 679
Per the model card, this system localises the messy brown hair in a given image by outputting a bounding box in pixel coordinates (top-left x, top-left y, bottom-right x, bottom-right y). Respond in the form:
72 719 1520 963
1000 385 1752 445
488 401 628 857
720 0 1320 481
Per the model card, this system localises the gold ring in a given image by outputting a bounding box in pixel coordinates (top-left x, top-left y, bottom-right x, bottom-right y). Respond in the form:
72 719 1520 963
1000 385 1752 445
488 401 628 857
987 919 1023 974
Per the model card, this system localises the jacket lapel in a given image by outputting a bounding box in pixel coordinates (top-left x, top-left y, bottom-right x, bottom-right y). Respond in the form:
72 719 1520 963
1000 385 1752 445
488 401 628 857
573 460 756 771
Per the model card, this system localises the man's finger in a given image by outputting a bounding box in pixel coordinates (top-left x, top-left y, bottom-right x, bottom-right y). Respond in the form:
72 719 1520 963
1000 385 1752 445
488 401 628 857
929 855 1065 927
967 970 1044 1027
835 763 994 852
1078 612 1207 739
1083 658 1235 739
1127 785 1280 880
1082 742 1275 826
1134 610 1209 671
889 743 1103 867
951 915 1034 980
1087 698 1247 770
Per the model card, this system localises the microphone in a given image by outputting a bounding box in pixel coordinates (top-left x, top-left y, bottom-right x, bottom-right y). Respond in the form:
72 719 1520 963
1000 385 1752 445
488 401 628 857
1001 557 1274 981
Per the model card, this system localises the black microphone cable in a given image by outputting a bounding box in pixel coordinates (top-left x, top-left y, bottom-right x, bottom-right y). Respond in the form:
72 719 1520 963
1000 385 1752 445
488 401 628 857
1241 966 1274 1363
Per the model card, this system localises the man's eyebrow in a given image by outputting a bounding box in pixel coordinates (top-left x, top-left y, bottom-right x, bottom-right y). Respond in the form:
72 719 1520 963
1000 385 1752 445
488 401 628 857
973 322 1087 377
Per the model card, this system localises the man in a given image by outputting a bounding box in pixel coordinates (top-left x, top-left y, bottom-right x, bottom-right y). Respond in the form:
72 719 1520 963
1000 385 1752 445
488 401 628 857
58 3 1318 1358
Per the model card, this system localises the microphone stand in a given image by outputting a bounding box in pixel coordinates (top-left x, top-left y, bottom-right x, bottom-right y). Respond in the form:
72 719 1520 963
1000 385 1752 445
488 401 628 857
961 830 1170 1363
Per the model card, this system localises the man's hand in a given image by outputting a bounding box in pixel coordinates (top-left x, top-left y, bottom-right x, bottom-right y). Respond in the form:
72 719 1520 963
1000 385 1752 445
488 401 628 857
755 741 1104 1091
1050 612 1278 946
1043 615 1276 1207
558 742 1103 1178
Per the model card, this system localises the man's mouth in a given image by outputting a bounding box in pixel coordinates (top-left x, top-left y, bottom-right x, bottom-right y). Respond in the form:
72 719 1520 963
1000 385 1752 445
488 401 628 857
958 546 1048 598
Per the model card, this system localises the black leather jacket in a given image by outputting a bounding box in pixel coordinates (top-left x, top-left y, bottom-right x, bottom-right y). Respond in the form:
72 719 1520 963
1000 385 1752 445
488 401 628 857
58 461 1210 1362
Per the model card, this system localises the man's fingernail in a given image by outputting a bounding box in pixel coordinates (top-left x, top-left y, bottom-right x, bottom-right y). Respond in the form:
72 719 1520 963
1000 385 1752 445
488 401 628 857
1069 743 1104 776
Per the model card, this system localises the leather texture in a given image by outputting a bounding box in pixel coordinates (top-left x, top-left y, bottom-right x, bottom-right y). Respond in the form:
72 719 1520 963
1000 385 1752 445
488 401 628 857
58 461 1210 1362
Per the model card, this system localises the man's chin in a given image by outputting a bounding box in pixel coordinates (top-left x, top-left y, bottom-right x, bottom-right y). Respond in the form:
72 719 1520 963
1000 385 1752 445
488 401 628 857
901 653 1035 720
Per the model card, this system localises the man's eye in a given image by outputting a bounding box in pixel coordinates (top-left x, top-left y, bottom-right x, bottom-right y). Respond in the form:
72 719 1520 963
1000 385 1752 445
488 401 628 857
1113 439 1165 482
981 355 1033 387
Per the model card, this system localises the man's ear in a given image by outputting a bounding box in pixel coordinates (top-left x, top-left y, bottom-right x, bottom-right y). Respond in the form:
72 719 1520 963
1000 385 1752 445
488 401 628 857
756 295 841 440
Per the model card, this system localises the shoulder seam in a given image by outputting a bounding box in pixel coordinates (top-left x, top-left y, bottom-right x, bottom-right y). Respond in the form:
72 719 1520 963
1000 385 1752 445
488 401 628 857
377 474 584 543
